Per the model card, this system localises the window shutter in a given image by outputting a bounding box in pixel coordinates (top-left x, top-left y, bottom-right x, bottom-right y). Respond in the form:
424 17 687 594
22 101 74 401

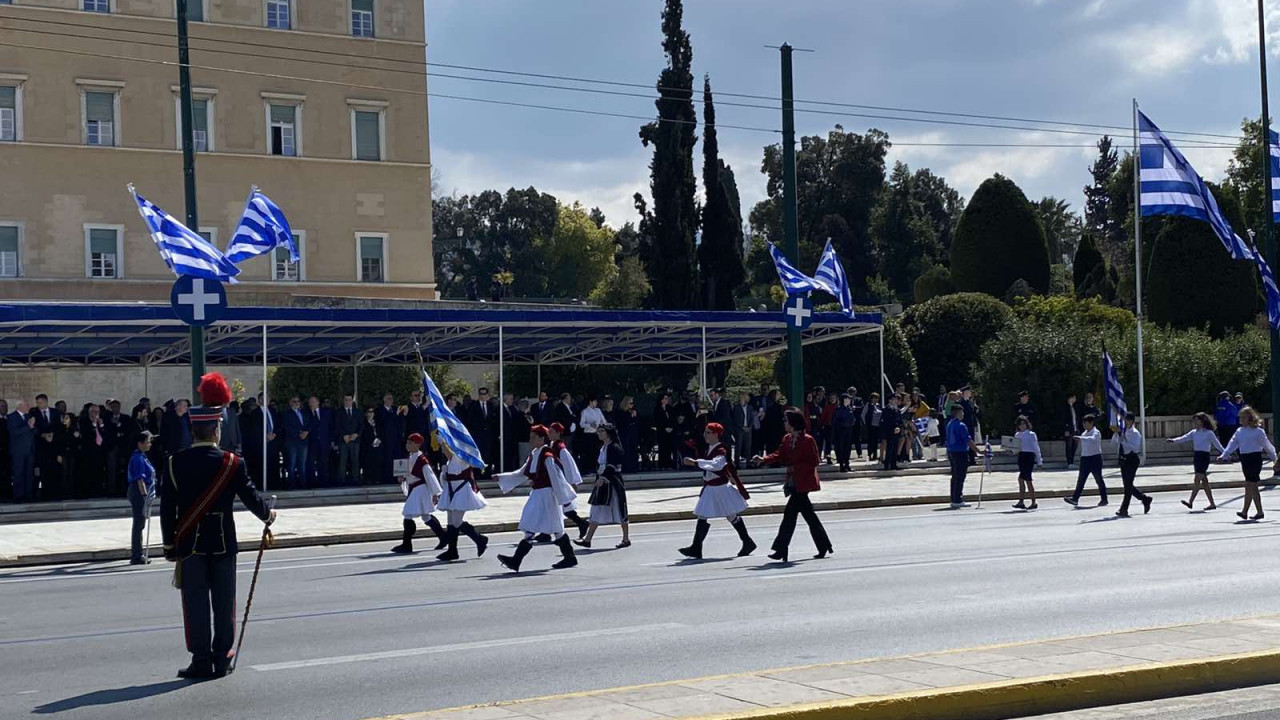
90 229 116 255
270 104 295 125
0 86 13 110
354 111 380 160
86 92 114 122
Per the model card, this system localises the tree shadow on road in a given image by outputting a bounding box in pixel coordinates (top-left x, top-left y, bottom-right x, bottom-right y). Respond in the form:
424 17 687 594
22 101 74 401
33 679 189 714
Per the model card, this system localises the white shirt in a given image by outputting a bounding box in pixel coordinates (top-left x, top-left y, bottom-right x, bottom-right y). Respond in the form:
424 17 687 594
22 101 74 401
1111 426 1143 455
1221 426 1278 462
692 442 728 481
1075 427 1102 457
1170 428 1225 454
580 406 606 433
1014 430 1042 465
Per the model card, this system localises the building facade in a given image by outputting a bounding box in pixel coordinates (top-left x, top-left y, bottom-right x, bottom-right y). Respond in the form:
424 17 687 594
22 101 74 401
0 0 435 302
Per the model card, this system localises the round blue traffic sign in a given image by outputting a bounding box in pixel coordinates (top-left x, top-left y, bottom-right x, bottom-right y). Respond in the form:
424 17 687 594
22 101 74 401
784 294 813 330
170 276 227 327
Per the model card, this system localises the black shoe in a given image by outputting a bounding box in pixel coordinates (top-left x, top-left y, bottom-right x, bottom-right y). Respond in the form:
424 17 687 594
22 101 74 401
678 545 702 559
436 547 460 562
178 658 215 680
1064 497 1078 507
1116 510 1130 518
498 539 533 572
1142 497 1152 515
768 550 788 562
474 534 489 557
737 537 757 557
130 557 151 565
1254 512 1266 521
813 547 833 560
551 535 578 569
213 655 234 679
390 543 413 554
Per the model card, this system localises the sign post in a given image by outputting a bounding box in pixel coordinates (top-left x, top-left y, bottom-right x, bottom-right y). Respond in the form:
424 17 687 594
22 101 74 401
171 276 227 328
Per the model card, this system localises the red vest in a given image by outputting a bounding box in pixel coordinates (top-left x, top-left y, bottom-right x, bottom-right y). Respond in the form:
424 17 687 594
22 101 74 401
704 444 733 487
524 448 557 489
407 454 430 491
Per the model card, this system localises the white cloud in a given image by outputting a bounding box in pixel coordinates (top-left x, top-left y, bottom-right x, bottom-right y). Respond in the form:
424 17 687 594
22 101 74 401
1102 0 1280 75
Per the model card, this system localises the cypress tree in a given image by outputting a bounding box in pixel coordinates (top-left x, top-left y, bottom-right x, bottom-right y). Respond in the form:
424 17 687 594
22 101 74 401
698 75 745 310
951 174 1051 297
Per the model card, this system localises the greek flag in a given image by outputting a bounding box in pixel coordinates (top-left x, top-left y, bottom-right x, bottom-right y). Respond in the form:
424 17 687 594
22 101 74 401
768 243 824 295
1252 239 1280 330
812 240 855 317
1138 111 1252 260
225 187 298 265
422 369 485 470
1102 346 1128 428
1270 129 1280 223
983 438 992 473
130 188 240 283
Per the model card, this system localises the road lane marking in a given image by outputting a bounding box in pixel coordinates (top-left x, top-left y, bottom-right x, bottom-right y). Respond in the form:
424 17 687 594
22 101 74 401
250 622 686 672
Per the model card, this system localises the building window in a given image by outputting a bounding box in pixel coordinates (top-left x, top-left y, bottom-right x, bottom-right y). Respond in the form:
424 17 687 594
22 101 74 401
269 104 297 156
0 85 17 142
0 224 20 278
352 109 382 161
273 232 303 281
198 227 217 246
84 90 117 147
358 235 385 282
184 0 205 22
85 226 122 279
191 98 210 151
352 0 374 37
84 0 110 12
265 0 291 29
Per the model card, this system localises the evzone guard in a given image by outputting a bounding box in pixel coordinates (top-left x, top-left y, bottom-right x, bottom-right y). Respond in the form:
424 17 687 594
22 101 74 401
161 373 276 681
496 425 579 572
680 422 756 559
391 433 447 554
546 422 590 540
434 440 490 562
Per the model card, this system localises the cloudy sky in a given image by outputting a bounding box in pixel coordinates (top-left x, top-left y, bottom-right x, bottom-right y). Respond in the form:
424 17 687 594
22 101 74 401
425 0 1279 228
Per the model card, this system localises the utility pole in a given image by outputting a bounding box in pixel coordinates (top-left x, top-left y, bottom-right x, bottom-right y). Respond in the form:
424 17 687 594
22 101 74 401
1258 0 1280 441
176 0 205 392
779 43 803 408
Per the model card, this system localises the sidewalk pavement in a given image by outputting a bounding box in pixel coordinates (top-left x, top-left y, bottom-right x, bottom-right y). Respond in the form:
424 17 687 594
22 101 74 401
0 462 1253 567
367 615 1280 720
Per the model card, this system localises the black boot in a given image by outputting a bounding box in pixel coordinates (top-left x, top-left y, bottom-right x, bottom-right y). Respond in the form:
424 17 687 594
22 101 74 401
498 539 533 572
213 653 234 678
436 525 460 562
391 518 415 554
731 518 757 557
679 519 710 559
533 533 553 543
177 657 215 680
426 515 448 550
565 510 590 540
552 534 578 569
460 522 489 557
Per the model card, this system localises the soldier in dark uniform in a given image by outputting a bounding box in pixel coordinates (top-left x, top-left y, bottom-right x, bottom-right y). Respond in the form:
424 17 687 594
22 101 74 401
161 373 275 681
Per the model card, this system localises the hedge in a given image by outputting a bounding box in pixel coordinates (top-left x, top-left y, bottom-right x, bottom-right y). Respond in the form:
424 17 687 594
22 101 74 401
900 293 1011 394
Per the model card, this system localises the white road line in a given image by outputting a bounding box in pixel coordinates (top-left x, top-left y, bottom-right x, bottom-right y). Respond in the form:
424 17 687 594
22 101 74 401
250 622 686 672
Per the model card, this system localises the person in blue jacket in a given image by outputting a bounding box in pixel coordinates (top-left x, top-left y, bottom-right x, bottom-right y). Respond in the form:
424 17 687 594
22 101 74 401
128 431 157 565
1214 391 1239 452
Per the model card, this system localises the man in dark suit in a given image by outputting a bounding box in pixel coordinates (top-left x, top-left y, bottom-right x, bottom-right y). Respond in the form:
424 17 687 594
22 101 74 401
281 396 309 489
374 392 401 484
8 401 35 502
79 403 109 498
466 388 498 475
102 399 124 496
653 393 676 470
335 394 362 485
305 396 332 487
880 393 903 471
264 397 281 489
30 393 60 500
238 397 266 490
500 392 523 473
709 388 732 443
729 392 757 464
552 393 577 453
405 388 430 441
530 391 551 425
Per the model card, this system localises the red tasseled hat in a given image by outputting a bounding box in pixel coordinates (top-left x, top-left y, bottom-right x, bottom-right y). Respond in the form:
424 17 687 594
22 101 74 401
190 372 232 424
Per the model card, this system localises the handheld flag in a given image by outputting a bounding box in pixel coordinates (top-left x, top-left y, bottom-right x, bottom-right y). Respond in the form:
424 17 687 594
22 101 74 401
912 417 930 437
421 369 485 470
768 243 824 296
1138 111 1251 260
225 187 298 265
1102 345 1128 428
812 240 855 318
130 187 240 283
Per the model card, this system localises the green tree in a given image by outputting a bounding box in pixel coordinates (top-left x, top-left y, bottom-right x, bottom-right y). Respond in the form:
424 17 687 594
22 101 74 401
910 167 965 265
431 187 559 299
1225 117 1270 237
1073 233 1104 293
1083 136 1126 270
950 174 1051 297
536 203 618 299
698 75 745 310
872 162 938 302
913 265 955 304
590 255 652 309
1034 196 1082 264
638 0 698 309
900 292 1011 393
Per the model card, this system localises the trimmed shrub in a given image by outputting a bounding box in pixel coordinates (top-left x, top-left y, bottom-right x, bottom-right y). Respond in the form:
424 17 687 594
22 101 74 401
913 264 955 304
1145 216 1258 336
951 174 1051 297
900 293 1011 394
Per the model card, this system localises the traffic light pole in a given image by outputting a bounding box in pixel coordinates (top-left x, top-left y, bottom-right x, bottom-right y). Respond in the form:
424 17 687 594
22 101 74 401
176 0 206 391
780 44 803 408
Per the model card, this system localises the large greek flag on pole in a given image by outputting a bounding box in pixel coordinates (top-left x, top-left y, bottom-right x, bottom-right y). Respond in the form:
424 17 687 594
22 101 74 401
422 369 485 470
1138 111 1252 260
1269 129 1280 223
1252 239 1280 330
768 243 824 295
813 240 855 318
130 187 240 283
225 187 298 265
1102 346 1128 428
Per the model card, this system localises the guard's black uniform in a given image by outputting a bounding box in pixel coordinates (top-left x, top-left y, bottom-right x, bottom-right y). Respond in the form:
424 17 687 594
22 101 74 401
161 441 270 677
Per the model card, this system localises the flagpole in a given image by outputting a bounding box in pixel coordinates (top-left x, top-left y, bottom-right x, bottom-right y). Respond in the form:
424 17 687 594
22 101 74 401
175 0 205 394
1258 0 1280 442
1132 98 1148 461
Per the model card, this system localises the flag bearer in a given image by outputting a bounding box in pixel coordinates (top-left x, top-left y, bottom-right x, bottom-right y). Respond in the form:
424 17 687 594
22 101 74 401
1112 413 1152 518
434 439 489 561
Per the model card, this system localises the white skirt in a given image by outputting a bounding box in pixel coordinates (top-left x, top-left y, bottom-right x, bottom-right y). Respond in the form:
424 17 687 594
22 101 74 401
562 494 580 513
437 479 487 512
590 497 626 525
402 483 438 519
519 487 567 535
693 484 748 519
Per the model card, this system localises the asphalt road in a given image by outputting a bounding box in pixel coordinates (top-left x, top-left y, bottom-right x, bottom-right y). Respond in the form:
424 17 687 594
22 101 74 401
4 488 1280 720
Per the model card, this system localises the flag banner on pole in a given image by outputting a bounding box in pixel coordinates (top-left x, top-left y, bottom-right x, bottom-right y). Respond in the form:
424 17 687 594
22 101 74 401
912 417 930 437
768 243 824 296
983 438 992 473
130 188 240 283
1102 346 1128 428
813 240 856 318
1270 129 1280 223
421 368 485 470
1137 111 1252 260
1251 238 1280 330
225 187 298 265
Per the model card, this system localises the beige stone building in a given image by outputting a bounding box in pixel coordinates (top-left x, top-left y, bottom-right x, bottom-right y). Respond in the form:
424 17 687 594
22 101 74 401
0 0 435 303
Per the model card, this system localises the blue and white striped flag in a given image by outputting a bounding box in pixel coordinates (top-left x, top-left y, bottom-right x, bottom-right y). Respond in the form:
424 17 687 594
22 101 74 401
1138 111 1252 260
1102 346 1128 428
1269 129 1280 223
422 369 485 470
813 240 855 318
225 187 298 265
130 188 240 283
768 243 824 296
1251 238 1280 330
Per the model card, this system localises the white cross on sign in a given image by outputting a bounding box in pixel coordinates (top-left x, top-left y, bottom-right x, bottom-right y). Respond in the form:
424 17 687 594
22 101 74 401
785 296 812 327
177 278 221 322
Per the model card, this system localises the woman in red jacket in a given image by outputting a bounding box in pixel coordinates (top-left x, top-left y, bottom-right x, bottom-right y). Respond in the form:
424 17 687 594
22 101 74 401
754 408 833 563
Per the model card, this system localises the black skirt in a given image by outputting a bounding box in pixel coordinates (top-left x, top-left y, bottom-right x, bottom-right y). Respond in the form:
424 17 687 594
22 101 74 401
1241 452 1264 484
1017 451 1036 479
1193 450 1211 475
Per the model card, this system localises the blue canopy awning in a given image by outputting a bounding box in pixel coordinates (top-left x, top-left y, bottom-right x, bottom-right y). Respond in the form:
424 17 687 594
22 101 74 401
0 303 883 367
